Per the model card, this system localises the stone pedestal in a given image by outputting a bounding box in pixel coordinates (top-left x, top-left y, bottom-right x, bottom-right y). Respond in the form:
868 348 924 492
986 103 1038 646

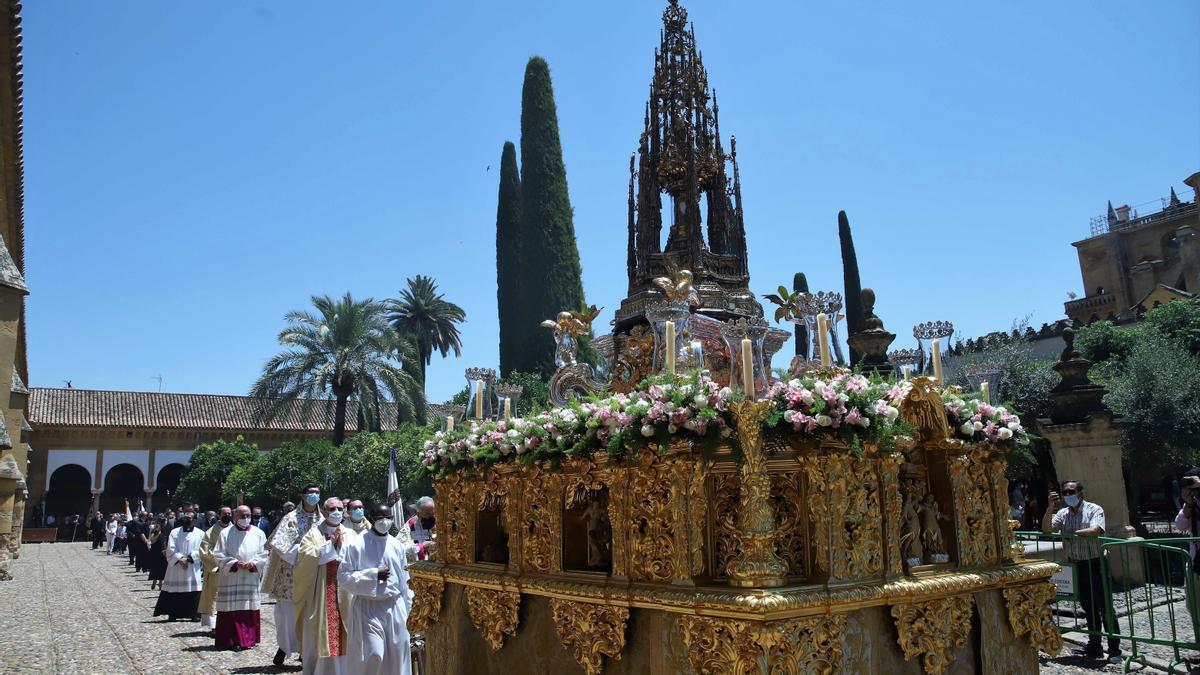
1039 412 1144 584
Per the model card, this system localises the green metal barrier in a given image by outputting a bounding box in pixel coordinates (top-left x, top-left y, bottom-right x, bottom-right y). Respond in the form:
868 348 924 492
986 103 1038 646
1015 531 1200 673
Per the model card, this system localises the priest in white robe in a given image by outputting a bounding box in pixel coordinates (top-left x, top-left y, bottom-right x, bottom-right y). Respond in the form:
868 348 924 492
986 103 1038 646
214 505 270 650
338 503 413 675
292 496 360 675
198 506 232 630
265 485 323 667
153 508 205 621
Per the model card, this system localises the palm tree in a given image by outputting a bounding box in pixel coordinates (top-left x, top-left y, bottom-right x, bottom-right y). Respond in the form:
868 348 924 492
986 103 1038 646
250 293 424 446
386 275 466 388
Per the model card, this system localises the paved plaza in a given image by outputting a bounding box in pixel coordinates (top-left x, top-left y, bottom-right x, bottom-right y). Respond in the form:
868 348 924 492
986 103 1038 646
0 542 294 674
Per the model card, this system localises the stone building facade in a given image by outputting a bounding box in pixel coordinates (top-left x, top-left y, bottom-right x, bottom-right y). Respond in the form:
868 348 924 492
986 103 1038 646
0 0 29 576
1065 171 1200 324
26 387 459 523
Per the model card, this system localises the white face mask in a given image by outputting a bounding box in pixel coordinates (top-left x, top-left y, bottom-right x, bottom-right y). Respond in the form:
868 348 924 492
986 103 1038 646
236 518 251 528
326 510 344 525
373 519 392 535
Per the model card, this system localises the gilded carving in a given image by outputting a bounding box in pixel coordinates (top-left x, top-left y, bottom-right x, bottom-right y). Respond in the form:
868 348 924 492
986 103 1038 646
726 399 787 588
1003 583 1063 656
678 614 848 674
803 457 831 576
464 587 521 652
891 595 975 675
770 471 805 577
549 599 630 675
607 465 630 579
986 448 1016 564
835 456 883 581
947 449 998 567
900 377 950 442
625 450 688 583
879 453 905 576
522 466 564 573
406 577 444 635
434 474 473 564
687 458 710 577
713 471 741 576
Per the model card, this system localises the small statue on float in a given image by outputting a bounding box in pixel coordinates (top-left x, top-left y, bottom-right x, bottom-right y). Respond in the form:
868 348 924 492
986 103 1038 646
542 304 608 404
652 268 701 309
900 489 924 566
919 494 951 563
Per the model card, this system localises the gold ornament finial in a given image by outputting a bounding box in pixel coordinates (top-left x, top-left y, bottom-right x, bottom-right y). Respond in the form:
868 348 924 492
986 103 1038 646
725 399 787 588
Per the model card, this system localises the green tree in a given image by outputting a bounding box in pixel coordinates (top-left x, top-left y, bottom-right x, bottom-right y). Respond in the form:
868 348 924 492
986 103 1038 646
495 141 523 377
386 275 466 394
223 439 336 508
515 56 587 377
250 293 423 446
838 211 863 366
175 436 260 509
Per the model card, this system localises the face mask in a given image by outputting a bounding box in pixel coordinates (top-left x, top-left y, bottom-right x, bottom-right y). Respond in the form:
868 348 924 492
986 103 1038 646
326 510 344 525
420 516 435 530
236 518 251 528
182 517 194 530
1064 495 1081 508
350 508 364 521
373 519 392 535
220 515 232 525
305 493 320 506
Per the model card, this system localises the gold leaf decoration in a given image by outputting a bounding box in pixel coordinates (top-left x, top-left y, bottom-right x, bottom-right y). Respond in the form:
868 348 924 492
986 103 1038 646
678 613 848 674
406 577 444 635
549 599 630 675
465 587 521 652
891 595 975 675
1003 583 1063 656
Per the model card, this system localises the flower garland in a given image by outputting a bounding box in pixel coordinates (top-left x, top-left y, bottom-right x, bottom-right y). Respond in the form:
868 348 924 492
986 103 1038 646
421 370 1030 475
942 390 1031 446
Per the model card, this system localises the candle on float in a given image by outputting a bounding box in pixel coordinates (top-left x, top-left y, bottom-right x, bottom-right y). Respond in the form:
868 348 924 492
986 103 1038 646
664 321 676 375
980 381 990 405
474 380 484 419
902 365 912 381
931 339 944 384
445 415 454 433
816 313 831 367
503 396 512 420
740 337 755 395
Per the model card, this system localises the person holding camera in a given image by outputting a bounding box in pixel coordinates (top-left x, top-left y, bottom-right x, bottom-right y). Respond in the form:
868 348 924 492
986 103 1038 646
1042 479 1121 663
1173 473 1200 621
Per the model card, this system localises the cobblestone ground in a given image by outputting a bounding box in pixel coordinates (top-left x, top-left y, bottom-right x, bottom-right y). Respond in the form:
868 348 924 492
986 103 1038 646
0 542 298 674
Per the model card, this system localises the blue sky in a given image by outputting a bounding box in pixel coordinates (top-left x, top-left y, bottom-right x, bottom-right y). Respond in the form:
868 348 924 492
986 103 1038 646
23 1 1200 405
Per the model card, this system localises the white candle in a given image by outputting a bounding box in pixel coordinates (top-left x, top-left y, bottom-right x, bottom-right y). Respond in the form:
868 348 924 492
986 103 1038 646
474 380 483 419
980 381 990 405
445 415 454 433
816 313 831 367
740 338 754 395
931 339 943 385
503 397 512 420
903 365 911 381
665 320 676 375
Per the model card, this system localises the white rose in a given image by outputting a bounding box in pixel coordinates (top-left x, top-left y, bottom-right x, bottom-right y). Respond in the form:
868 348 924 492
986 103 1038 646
693 394 708 406
815 414 832 427
973 420 984 431
1007 422 1020 431
997 428 1013 440
641 424 655 437
668 424 678 434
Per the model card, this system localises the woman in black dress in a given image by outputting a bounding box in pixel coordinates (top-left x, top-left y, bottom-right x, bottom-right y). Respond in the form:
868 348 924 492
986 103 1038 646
147 515 169 589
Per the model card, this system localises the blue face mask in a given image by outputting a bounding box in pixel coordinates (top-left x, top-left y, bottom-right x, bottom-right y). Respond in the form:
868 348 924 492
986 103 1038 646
1064 494 1080 508
305 493 320 506
350 508 364 521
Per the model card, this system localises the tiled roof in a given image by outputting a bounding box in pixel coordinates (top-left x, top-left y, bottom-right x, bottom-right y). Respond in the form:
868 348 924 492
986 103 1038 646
29 388 462 432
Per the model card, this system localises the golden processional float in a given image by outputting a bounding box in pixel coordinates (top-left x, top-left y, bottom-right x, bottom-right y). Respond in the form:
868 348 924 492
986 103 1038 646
408 3 1060 672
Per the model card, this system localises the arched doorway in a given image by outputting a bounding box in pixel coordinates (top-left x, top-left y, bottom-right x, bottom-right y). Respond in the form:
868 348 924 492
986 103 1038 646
154 464 187 511
102 463 145 516
45 465 92 526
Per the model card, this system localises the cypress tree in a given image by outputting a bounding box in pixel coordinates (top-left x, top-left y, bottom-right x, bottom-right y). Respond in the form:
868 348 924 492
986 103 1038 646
838 211 864 367
495 141 523 377
515 56 586 377
793 272 809 358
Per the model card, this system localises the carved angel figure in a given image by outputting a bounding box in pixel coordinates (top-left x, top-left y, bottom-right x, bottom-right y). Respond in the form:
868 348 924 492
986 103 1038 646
918 494 950 557
541 305 602 369
652 269 700 309
899 490 924 563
